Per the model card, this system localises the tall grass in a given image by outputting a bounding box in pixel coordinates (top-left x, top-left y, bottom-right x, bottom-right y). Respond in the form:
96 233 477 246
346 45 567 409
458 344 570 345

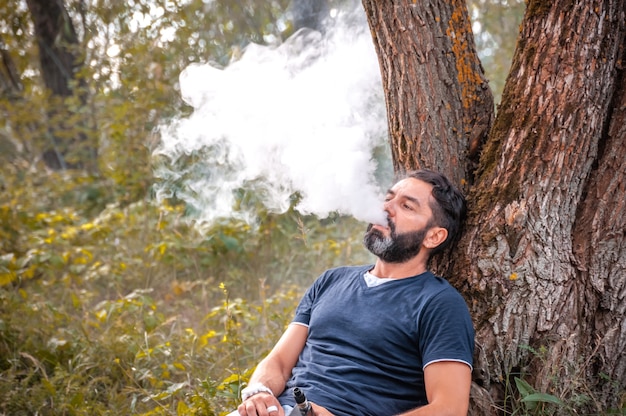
0 170 374 415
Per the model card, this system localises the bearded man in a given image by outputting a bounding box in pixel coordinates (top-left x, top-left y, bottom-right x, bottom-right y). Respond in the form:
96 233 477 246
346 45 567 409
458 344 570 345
230 170 474 416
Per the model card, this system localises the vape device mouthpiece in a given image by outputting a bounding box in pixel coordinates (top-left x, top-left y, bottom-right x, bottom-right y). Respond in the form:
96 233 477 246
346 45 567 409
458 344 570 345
292 387 312 416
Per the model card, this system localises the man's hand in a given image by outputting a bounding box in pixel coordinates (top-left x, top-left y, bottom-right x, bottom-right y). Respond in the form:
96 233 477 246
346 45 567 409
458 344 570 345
238 324 308 416
310 402 335 416
237 393 284 416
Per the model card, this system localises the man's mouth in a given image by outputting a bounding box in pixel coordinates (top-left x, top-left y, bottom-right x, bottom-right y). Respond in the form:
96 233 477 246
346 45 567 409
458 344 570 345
371 223 388 231
371 219 393 233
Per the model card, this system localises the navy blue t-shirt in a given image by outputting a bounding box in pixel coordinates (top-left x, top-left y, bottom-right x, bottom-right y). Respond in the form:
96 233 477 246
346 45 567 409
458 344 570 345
277 265 474 416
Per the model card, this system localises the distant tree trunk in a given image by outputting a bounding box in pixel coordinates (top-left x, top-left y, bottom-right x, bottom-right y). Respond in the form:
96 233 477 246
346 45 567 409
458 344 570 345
363 0 626 414
0 36 22 98
0 36 24 161
26 0 96 171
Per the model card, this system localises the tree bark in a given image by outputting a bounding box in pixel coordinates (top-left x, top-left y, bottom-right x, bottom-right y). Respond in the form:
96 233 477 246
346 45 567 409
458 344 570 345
363 0 626 413
462 1 626 411
362 0 493 188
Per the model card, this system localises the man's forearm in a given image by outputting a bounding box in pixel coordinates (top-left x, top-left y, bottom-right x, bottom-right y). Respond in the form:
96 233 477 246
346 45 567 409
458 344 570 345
396 402 468 416
240 323 307 405
247 358 289 396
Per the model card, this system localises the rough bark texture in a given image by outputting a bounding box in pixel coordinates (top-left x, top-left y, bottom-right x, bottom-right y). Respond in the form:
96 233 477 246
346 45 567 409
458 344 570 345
571 14 626 403
363 0 626 413
459 0 626 413
361 0 493 189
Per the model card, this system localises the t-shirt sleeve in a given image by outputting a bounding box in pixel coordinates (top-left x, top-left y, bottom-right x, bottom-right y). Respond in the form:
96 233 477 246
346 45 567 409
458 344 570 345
418 288 475 369
291 276 321 326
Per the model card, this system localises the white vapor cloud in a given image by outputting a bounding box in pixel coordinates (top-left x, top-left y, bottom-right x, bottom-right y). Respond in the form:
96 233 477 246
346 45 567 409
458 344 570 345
153 8 390 229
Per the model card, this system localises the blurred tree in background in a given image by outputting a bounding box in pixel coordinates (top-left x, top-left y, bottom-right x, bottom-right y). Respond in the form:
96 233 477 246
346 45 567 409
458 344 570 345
468 0 525 105
0 0 528 414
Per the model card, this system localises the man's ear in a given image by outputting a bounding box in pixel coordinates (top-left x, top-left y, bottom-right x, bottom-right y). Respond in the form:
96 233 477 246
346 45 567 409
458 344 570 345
424 227 448 249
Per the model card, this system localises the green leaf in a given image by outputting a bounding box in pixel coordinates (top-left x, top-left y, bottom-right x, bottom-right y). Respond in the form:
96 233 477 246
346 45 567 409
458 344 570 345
219 233 241 252
514 377 536 398
521 392 565 406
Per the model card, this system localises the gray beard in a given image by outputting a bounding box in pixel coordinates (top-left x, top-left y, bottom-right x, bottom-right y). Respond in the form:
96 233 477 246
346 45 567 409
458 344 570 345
366 231 394 256
363 222 428 264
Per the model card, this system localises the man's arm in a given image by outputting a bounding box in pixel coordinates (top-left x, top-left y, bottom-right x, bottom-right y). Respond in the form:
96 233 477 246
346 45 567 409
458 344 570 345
310 361 471 416
237 323 308 416
399 361 472 416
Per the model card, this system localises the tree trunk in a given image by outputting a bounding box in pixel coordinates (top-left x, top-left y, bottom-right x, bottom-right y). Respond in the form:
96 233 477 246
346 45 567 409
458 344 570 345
362 0 493 188
363 0 626 413
0 36 22 98
26 0 79 97
26 0 96 171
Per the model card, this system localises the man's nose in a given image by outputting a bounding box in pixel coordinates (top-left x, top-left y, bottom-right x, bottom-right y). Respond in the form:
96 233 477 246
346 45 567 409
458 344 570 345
383 200 395 217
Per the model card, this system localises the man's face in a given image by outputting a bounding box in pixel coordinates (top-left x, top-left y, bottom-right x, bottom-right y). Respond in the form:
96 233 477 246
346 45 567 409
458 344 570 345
363 178 437 263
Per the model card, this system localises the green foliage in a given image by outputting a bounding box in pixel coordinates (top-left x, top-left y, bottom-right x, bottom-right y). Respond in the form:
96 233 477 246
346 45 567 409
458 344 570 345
513 377 565 415
0 166 372 415
1 2 374 410
501 344 626 416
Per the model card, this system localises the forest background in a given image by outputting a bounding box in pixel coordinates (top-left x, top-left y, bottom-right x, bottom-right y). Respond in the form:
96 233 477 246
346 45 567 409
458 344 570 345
0 0 560 415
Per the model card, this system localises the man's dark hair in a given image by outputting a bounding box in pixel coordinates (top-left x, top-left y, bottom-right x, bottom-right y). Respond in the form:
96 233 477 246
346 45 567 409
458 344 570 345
402 169 467 255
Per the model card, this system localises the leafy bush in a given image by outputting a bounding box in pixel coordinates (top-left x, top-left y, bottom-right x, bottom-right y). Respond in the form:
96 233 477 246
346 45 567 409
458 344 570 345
0 169 374 415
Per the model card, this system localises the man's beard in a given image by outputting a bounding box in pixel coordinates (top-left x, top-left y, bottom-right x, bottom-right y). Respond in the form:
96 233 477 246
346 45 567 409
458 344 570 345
363 220 428 264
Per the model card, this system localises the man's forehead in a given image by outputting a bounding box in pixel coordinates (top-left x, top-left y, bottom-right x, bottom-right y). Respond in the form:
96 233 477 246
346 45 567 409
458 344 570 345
389 177 433 196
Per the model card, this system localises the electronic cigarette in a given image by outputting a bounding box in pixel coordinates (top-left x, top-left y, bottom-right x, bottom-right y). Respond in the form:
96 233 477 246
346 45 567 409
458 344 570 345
292 387 312 416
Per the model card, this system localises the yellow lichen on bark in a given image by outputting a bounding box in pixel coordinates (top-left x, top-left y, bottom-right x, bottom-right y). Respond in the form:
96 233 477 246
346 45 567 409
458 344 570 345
446 5 484 110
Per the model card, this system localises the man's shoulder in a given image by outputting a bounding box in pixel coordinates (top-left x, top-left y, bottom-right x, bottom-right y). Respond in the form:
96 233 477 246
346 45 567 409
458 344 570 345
411 273 469 308
421 272 462 292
